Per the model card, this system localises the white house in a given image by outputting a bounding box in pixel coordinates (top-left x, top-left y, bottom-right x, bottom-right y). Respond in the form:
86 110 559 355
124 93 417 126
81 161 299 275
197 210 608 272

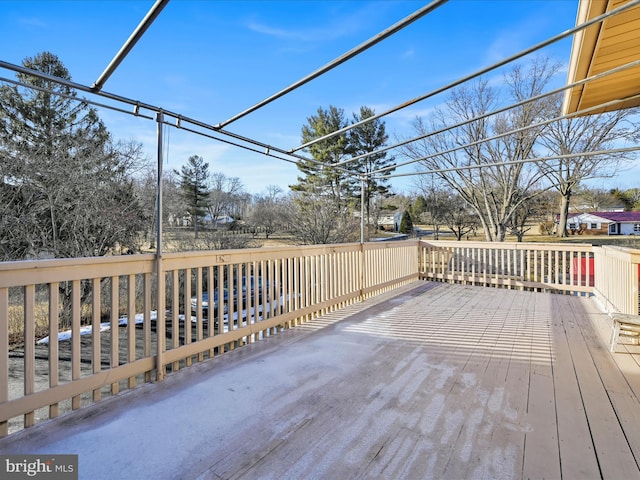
566 212 640 235
377 214 396 231
202 214 235 226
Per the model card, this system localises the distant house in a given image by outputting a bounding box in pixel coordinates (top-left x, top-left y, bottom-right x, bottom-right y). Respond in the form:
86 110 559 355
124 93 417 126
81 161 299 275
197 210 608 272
377 214 396 231
203 214 235 226
569 204 626 213
168 213 191 227
374 212 405 232
213 215 234 225
394 211 404 232
566 211 640 235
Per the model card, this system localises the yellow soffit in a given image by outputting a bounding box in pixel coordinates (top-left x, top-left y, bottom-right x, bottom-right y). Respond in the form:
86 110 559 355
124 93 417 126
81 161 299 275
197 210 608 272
562 0 640 116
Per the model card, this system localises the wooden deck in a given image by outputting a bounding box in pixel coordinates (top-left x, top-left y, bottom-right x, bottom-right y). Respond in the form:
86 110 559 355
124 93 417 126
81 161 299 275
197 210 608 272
2 281 640 479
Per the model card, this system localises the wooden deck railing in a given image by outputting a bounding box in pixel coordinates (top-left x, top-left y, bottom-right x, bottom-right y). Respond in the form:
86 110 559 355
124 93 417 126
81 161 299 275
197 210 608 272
2 238 639 438
0 241 418 437
418 240 595 294
593 245 640 315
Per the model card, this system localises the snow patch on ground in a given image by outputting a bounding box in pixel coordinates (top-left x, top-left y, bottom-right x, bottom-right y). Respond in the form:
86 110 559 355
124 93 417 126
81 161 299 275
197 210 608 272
36 311 155 345
35 299 282 345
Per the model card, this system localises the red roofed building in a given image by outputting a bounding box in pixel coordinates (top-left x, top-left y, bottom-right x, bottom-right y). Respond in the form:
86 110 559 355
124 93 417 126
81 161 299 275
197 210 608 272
566 211 640 235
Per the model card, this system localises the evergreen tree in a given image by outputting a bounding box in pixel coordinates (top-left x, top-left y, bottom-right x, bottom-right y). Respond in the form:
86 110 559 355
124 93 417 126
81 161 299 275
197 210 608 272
411 196 428 223
611 188 640 211
291 105 354 204
289 106 360 244
399 210 413 234
349 106 396 226
176 155 210 238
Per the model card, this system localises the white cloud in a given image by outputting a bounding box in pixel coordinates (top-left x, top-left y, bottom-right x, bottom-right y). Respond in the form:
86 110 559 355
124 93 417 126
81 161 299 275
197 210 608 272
18 16 47 28
402 48 415 60
246 21 319 42
244 2 384 45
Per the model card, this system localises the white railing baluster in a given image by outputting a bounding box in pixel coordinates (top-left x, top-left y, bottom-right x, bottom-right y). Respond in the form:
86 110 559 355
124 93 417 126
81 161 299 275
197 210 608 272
24 285 35 427
48 283 59 419
71 280 81 410
0 287 7 437
110 276 119 394
92 278 102 401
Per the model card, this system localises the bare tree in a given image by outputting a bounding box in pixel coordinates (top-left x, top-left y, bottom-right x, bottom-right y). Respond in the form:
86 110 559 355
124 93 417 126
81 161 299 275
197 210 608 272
288 188 360 245
537 94 635 237
247 185 289 239
573 186 619 212
441 195 478 241
134 169 187 249
162 170 189 228
208 172 246 225
403 58 559 241
506 189 556 241
413 175 450 240
169 230 255 252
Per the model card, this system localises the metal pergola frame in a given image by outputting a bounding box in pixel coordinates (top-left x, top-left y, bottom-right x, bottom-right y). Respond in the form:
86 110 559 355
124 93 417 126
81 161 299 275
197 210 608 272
2 0 639 380
2 0 638 178
2 0 638 182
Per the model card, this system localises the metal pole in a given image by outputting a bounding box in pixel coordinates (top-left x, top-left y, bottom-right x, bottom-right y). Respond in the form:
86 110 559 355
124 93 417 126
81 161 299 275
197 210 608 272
360 176 366 244
92 0 170 91
216 0 449 129
155 111 166 381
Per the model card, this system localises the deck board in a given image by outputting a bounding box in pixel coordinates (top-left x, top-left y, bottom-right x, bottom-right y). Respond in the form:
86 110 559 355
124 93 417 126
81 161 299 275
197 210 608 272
479 294 531 480
1 281 640 480
550 294 601 479
572 303 640 475
440 290 523 480
561 297 639 478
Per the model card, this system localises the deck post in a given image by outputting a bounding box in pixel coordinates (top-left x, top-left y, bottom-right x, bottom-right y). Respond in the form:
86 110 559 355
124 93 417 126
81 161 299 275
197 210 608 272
155 111 166 381
360 176 366 243
359 242 365 301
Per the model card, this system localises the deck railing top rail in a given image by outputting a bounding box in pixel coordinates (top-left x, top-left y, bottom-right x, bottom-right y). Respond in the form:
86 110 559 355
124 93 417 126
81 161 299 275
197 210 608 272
419 239 594 251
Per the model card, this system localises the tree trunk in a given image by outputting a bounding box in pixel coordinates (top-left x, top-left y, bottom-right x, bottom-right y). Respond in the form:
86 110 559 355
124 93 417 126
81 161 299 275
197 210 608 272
557 191 571 238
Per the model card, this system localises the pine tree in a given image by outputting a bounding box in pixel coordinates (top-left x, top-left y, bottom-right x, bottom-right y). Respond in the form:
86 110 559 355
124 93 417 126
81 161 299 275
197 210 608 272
291 105 355 204
349 106 396 227
0 51 149 328
176 155 210 238
399 210 413 234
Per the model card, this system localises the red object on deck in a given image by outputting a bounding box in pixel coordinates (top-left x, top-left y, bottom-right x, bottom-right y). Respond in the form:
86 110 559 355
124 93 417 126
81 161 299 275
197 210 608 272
573 256 595 287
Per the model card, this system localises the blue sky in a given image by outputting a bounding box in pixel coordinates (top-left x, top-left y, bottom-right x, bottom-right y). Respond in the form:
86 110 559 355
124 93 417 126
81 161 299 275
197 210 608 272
4 0 629 195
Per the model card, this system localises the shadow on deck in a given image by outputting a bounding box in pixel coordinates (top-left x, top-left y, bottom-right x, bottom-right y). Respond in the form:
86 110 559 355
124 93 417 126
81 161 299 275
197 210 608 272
2 281 640 479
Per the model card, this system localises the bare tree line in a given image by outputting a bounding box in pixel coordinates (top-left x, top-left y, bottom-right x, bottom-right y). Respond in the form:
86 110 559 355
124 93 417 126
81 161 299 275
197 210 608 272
401 57 638 241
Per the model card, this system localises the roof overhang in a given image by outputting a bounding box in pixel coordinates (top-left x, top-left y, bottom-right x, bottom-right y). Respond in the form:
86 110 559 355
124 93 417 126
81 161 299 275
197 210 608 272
562 0 640 115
